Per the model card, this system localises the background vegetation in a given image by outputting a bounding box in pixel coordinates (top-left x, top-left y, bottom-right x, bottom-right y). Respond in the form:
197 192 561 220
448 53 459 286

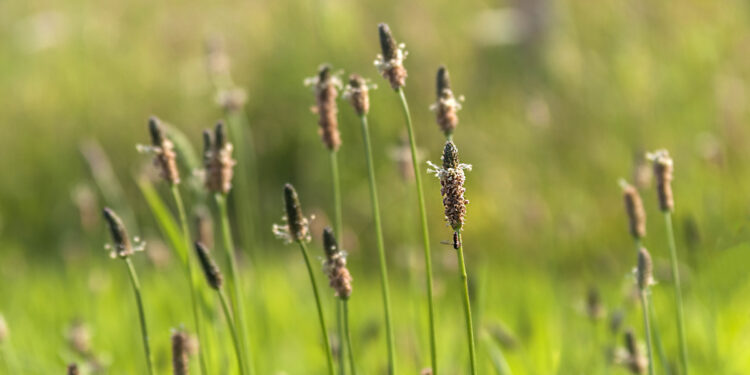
1 0 750 373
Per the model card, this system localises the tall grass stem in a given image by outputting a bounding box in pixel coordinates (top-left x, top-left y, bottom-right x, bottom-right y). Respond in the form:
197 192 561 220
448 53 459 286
344 300 357 375
337 300 346 375
297 241 335 375
124 258 155 375
455 232 477 375
639 291 655 375
396 87 437 374
329 151 343 240
218 290 246 375
664 212 688 374
648 295 670 375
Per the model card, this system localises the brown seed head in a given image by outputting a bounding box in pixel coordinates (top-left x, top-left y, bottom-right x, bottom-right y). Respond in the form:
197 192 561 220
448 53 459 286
637 247 653 291
103 207 133 258
346 74 370 116
172 329 190 375
648 150 674 212
204 122 236 194
322 227 353 299
283 184 306 241
66 320 91 355
194 242 223 290
375 23 408 90
429 141 470 231
624 329 647 374
67 363 79 375
148 117 180 185
621 181 646 239
313 64 341 151
434 65 460 136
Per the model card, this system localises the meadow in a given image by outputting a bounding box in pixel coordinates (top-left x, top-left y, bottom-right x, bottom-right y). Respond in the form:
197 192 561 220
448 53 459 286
2 0 750 374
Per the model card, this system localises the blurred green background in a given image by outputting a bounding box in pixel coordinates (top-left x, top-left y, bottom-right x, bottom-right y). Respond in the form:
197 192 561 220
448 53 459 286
2 0 750 373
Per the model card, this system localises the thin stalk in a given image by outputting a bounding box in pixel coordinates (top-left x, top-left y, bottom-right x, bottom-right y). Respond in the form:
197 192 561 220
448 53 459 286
124 258 155 375
337 300 346 375
455 232 477 375
639 291 655 375
226 109 260 257
329 151 343 240
171 185 209 375
216 193 253 375
357 114 396 373
218 290 246 375
297 241 336 375
396 87 436 374
664 212 688 374
343 300 357 375
648 295 671 375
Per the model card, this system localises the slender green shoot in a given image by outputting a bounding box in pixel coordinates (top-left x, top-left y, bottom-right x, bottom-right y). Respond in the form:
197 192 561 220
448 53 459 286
648 295 671 375
297 240 335 375
218 290 246 375
357 113 396 373
215 193 253 375
455 232 477 375
124 258 155 375
171 185 209 375
397 87 436 374
639 290 655 375
343 300 357 375
337 300 346 375
665 212 689 374
329 150 343 240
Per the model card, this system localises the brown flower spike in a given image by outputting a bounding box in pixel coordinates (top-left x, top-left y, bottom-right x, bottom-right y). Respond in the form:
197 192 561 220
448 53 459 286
343 74 371 116
307 64 341 151
148 117 180 185
375 23 408 90
623 329 647 374
67 364 79 375
194 242 223 290
103 207 142 258
322 227 353 299
637 247 654 291
428 141 472 231
647 149 674 212
431 66 462 136
172 329 190 375
620 180 646 239
203 122 236 194
272 183 312 244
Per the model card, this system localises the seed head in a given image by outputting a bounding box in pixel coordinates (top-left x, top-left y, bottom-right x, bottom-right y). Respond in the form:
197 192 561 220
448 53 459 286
67 364 79 375
66 320 91 356
343 74 372 116
322 227 353 299
103 208 135 258
375 23 408 90
305 64 342 151
195 242 223 290
273 183 312 243
431 65 462 136
637 247 654 291
147 117 180 185
172 328 190 375
203 121 236 194
647 149 674 212
623 329 647 374
427 141 472 231
620 180 646 239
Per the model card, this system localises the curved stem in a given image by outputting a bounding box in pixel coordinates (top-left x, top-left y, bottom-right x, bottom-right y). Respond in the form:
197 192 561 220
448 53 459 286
124 258 155 375
648 294 671 375
639 291 655 375
357 114 396 373
665 212 689 374
297 241 335 375
337 300 346 375
455 232 477 375
219 290 246 375
397 87 436 374
344 300 357 375
171 185 209 375
216 193 253 375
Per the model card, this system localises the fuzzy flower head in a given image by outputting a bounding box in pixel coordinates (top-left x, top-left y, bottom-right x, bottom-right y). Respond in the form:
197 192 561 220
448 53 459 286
102 207 145 259
214 87 247 113
619 179 646 239
427 141 472 231
342 74 377 116
203 122 236 194
322 227 353 299
374 23 408 90
136 117 181 185
305 64 343 151
646 149 674 212
272 183 313 244
429 65 464 136
635 247 655 291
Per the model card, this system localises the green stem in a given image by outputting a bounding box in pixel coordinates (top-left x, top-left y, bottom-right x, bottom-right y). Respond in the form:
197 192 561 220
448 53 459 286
665 212 688 374
357 114 396 373
226 110 260 258
648 294 670 375
344 300 357 375
124 258 155 375
337 300 346 375
329 151 344 241
397 87 436 374
171 185 209 375
297 241 336 375
218 290 246 375
216 193 254 375
639 290 655 375
455 232 477 375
